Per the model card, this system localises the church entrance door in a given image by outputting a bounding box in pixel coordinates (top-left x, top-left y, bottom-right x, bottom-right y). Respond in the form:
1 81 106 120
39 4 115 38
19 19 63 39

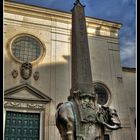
5 111 40 140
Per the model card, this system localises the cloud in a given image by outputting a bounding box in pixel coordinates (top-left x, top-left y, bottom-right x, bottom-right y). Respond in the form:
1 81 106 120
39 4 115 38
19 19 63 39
120 41 136 67
122 0 131 4
121 42 135 60
9 0 136 67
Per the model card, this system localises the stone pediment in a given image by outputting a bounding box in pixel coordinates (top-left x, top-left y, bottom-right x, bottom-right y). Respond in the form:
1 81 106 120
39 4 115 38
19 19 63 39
4 83 51 102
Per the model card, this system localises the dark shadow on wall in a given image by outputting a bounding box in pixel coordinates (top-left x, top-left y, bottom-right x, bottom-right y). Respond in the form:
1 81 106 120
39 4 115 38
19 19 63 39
4 54 71 106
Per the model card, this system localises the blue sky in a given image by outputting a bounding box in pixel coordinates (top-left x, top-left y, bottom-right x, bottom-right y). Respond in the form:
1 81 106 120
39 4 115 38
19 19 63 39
10 0 136 68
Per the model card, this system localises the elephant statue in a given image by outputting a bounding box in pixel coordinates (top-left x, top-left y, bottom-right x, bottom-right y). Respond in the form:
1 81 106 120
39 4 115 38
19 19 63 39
97 106 122 130
55 101 76 140
55 91 121 140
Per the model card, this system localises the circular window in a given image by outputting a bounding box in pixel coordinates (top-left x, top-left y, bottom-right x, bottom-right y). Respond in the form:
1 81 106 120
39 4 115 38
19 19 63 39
11 35 42 63
94 83 110 105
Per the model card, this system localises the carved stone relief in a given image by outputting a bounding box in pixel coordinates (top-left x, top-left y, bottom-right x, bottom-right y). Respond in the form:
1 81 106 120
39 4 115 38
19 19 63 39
33 71 39 81
4 101 45 109
20 62 32 80
12 70 18 78
27 103 43 109
4 101 20 107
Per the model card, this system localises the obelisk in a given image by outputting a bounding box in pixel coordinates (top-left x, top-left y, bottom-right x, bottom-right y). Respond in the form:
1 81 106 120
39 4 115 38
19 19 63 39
70 0 95 96
70 1 98 139
56 1 121 140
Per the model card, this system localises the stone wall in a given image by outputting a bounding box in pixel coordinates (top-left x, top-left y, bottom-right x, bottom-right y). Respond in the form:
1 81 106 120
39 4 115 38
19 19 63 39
4 1 135 140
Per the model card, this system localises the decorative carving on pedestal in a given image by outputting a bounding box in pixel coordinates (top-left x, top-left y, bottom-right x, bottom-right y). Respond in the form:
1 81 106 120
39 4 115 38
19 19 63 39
56 90 121 140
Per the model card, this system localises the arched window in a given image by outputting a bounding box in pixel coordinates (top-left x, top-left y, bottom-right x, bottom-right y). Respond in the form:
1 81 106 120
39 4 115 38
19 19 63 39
93 82 110 105
11 35 43 63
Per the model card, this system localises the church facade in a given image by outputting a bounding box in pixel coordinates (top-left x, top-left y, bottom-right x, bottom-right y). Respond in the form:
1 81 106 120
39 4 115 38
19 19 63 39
4 1 136 140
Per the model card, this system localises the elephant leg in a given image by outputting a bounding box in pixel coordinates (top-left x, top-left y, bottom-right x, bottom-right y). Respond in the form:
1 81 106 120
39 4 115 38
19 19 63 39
66 131 74 140
66 122 74 140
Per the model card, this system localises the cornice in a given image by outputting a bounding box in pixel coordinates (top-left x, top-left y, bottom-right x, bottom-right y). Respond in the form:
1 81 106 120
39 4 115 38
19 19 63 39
4 83 52 102
4 1 122 30
4 1 71 23
122 67 136 73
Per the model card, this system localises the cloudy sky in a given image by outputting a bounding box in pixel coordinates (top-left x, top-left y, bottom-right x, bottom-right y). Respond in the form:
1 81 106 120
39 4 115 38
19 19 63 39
10 0 136 68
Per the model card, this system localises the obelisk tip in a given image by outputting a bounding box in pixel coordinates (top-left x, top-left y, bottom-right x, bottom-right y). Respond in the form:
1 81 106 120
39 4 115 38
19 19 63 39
74 0 85 7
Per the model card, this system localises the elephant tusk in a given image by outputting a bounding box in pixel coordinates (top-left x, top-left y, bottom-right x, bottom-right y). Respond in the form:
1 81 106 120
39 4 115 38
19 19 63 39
103 122 121 130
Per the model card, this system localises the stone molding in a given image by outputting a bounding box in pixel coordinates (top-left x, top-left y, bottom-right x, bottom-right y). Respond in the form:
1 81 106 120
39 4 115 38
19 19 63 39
4 100 46 109
4 83 52 102
8 33 46 65
11 69 18 78
4 1 122 30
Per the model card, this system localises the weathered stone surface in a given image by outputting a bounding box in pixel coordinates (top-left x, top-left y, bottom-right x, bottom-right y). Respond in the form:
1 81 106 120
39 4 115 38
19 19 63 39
4 1 135 140
71 0 93 95
56 1 121 140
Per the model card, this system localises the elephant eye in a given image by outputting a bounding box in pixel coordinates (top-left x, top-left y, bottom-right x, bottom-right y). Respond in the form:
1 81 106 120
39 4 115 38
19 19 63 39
112 113 117 116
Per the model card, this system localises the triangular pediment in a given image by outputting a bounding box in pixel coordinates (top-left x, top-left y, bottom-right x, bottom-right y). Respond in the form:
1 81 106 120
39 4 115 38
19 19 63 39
4 83 51 102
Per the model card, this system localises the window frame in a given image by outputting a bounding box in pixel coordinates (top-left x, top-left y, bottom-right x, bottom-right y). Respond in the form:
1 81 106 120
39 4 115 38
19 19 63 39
9 34 45 65
93 82 111 106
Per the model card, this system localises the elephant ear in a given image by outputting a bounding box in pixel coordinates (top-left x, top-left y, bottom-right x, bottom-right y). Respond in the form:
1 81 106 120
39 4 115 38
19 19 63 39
96 107 109 124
